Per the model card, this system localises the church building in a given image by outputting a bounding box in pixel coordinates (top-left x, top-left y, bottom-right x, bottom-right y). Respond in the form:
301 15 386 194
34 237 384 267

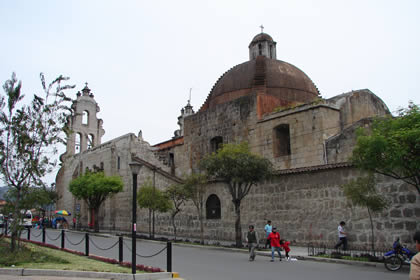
56 31 419 246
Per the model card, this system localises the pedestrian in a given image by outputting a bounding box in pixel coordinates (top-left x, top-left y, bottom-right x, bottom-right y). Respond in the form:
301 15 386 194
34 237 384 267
280 239 291 260
73 217 76 229
264 220 272 249
268 227 282 261
410 231 420 280
334 221 348 250
245 225 259 261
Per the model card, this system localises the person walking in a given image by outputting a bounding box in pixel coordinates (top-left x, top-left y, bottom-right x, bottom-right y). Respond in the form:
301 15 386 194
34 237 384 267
334 221 348 250
410 231 420 280
268 227 282 261
280 239 291 260
264 220 272 249
245 225 259 261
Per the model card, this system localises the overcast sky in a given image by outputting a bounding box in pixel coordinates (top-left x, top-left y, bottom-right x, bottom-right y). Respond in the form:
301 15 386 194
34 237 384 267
1 0 419 148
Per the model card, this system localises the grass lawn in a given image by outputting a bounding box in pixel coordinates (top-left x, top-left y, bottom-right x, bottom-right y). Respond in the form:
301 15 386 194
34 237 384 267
0 237 134 273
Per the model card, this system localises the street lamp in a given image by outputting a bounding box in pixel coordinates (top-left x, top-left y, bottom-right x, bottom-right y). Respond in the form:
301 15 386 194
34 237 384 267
129 162 142 274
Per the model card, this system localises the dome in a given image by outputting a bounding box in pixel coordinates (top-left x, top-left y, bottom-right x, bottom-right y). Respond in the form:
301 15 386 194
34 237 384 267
249 32 274 46
200 56 319 112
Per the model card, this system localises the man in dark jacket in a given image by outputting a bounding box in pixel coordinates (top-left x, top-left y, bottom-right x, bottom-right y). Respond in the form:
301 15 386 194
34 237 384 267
245 225 259 261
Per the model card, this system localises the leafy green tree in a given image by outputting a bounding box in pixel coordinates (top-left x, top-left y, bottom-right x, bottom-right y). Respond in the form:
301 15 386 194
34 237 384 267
0 73 74 251
200 142 272 247
69 171 123 232
165 183 187 241
137 180 172 238
182 173 207 244
342 174 389 253
351 102 420 195
4 185 58 215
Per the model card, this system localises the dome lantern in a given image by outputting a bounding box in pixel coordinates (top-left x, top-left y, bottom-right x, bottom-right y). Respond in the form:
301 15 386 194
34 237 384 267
249 27 277 60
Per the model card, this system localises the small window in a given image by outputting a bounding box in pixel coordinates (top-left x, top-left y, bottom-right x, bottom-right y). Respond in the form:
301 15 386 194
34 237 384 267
206 194 221 219
258 43 262 55
210 136 223 153
82 110 89 125
273 124 291 157
117 156 120 170
87 134 94 149
169 153 175 175
75 133 82 154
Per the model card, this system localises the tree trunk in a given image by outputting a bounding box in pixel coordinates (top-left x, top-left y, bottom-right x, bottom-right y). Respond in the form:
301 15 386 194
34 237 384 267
148 209 152 238
368 207 375 255
234 200 242 248
199 209 204 245
171 213 177 241
93 208 99 232
152 210 155 239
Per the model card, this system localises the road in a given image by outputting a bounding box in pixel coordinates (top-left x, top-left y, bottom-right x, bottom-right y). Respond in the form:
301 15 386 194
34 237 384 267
26 229 409 280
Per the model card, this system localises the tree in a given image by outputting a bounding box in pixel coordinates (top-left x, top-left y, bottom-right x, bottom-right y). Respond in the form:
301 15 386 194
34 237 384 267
4 185 58 215
137 180 172 238
69 171 123 232
342 174 389 253
351 102 420 195
182 173 207 244
0 73 74 251
200 142 272 247
165 183 187 241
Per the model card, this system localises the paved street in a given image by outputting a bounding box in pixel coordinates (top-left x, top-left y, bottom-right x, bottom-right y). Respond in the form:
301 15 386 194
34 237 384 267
25 229 409 280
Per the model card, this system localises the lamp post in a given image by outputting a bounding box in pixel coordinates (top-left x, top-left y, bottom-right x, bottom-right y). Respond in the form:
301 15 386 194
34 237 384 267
129 162 142 274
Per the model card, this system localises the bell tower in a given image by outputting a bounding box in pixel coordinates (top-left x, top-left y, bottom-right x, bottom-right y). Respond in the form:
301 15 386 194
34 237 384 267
65 83 105 156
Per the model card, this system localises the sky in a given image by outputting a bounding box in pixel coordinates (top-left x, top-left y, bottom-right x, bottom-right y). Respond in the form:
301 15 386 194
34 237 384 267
1 0 419 146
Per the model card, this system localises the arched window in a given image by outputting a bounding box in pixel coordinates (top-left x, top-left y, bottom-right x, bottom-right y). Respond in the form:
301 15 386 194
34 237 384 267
258 43 262 55
82 110 89 125
87 134 94 149
273 124 291 157
206 194 221 219
210 136 223 153
75 133 82 154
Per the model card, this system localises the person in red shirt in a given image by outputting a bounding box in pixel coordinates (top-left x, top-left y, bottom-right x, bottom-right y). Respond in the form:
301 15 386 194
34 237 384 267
280 239 291 260
268 227 282 261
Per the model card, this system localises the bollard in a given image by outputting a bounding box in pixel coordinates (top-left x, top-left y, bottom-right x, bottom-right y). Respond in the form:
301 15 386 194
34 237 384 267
27 227 31 240
61 230 65 249
167 241 172 272
119 236 123 263
85 233 89 256
42 227 46 243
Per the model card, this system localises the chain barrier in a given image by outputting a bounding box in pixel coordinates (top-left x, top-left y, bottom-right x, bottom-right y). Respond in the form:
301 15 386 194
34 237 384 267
45 231 62 241
123 240 167 258
65 234 86 246
123 240 132 252
30 229 43 238
90 238 119 251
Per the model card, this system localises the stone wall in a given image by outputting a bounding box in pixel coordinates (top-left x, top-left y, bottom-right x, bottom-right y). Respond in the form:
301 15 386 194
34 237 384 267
144 166 419 246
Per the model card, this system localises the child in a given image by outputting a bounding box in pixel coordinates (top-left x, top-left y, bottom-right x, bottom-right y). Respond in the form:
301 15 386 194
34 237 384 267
280 239 291 260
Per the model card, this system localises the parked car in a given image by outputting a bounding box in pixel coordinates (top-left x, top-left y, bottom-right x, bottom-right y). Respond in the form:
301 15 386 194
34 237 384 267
0 214 4 228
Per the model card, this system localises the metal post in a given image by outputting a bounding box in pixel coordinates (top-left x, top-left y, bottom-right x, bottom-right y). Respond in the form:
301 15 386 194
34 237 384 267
85 233 89 256
27 227 30 240
129 162 142 275
61 230 65 249
119 236 123 263
167 241 172 272
42 227 46 243
132 172 137 274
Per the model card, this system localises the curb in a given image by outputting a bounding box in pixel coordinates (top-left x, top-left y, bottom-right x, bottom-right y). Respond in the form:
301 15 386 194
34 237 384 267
0 268 173 280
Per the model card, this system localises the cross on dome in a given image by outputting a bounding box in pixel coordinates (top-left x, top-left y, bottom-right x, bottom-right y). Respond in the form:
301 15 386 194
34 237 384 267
260 25 264 33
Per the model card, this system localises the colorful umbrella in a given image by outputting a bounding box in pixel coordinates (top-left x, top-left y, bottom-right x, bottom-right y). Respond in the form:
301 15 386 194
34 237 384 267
55 210 71 216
